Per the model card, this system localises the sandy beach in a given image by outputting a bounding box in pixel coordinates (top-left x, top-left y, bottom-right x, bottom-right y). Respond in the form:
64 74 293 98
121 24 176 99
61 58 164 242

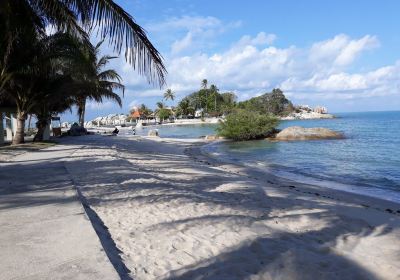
57 134 399 279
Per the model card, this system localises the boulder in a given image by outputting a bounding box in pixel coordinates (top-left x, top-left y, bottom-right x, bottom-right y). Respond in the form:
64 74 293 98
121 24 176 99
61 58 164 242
147 129 159 137
273 126 343 141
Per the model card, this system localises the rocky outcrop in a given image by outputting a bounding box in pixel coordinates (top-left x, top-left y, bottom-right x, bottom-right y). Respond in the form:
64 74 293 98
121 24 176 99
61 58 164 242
205 135 225 140
148 129 159 137
273 126 344 141
280 110 334 120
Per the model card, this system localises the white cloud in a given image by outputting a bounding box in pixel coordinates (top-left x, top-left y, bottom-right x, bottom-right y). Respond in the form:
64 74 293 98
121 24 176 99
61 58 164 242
147 16 241 55
309 34 379 67
128 99 140 110
236 32 277 47
91 13 400 114
86 101 115 110
114 31 395 107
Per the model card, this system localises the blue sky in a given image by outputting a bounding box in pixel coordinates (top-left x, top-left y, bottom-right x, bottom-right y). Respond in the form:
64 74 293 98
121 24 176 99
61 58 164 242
66 0 400 121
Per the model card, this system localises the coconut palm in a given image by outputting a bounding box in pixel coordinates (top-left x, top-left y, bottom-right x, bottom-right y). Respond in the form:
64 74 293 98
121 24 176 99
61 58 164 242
163 88 175 103
1 0 166 144
75 41 125 126
32 75 77 141
201 79 208 89
1 32 90 144
139 104 152 119
0 0 166 86
156 101 164 110
210 84 219 111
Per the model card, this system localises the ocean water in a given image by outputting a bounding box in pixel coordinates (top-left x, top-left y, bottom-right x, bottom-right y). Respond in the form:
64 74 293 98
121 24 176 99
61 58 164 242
134 112 400 202
134 123 217 138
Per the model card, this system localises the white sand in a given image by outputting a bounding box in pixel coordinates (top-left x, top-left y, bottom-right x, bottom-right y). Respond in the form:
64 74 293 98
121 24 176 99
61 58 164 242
64 135 400 280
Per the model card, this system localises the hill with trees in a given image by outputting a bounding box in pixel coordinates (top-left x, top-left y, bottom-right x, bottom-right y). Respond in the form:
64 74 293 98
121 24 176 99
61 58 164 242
236 88 294 116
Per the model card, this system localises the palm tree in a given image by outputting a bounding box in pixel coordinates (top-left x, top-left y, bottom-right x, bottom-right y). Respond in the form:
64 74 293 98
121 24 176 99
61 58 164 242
1 0 166 144
75 41 125 126
0 0 166 87
1 32 89 144
163 88 175 103
32 75 77 141
139 104 152 119
201 79 208 89
210 84 219 111
156 101 164 110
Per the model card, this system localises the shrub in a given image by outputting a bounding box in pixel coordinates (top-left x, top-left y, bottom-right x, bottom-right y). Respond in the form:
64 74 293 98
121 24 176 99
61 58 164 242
216 109 279 141
157 108 172 121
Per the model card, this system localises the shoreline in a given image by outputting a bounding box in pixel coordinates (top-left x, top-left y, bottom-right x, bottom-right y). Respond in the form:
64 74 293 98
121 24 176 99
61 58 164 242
154 136 400 211
140 135 400 208
199 139 400 205
66 134 400 279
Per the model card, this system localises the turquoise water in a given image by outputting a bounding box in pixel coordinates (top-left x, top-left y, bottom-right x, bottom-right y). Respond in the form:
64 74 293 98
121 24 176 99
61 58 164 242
134 112 400 202
205 111 400 202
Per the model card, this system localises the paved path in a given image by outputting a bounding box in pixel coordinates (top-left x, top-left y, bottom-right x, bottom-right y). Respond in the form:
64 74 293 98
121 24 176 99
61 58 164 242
0 141 119 279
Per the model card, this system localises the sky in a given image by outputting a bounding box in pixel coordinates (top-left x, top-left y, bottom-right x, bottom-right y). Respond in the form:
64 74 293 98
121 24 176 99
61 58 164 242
68 0 400 121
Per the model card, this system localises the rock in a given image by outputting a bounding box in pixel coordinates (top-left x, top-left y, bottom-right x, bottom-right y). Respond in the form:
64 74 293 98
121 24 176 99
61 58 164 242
205 135 219 140
147 129 159 137
280 110 334 120
273 126 344 141
67 123 87 136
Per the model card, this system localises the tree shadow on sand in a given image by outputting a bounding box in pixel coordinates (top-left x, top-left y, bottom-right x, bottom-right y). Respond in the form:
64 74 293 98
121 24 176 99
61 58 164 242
61 136 399 280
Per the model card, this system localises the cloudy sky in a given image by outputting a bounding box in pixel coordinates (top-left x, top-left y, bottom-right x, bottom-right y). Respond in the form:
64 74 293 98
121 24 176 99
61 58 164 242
71 0 400 121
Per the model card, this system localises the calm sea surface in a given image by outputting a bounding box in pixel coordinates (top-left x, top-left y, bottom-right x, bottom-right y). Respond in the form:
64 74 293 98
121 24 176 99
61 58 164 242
135 111 400 202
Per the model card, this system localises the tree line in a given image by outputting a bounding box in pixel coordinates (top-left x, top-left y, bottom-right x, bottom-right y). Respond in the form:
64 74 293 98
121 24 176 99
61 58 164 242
0 0 166 145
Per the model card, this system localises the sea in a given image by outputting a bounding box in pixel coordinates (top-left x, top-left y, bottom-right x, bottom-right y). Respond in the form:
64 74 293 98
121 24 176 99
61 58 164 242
134 111 400 203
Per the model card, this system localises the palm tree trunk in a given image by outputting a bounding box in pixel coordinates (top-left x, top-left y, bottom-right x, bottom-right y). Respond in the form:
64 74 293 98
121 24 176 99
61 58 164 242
33 118 48 142
27 114 32 131
78 98 86 127
12 111 26 145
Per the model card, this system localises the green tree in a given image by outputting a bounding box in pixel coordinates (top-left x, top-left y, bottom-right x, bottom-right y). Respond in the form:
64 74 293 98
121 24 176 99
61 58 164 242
32 75 77 141
216 109 279 141
75 41 125 126
176 98 195 117
157 108 172 121
139 104 152 119
0 0 166 144
163 88 175 103
236 88 293 116
201 79 208 89
1 32 90 144
0 0 166 86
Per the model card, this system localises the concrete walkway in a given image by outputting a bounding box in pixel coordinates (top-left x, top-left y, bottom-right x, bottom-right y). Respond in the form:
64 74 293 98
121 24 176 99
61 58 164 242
0 142 119 279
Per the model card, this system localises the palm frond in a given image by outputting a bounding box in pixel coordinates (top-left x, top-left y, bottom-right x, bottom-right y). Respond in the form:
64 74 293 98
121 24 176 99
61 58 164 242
98 69 121 82
96 55 117 69
83 0 167 86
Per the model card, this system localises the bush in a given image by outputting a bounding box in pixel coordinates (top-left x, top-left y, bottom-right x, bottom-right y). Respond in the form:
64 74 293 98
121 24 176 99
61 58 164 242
157 108 172 121
216 109 279 141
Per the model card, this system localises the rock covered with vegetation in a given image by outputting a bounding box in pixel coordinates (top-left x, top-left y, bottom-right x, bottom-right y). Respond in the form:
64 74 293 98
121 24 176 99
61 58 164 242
216 109 279 141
